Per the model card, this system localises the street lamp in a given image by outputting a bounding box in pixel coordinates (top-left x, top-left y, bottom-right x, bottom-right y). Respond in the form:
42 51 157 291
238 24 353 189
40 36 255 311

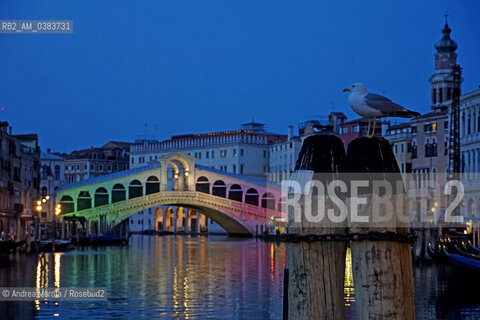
55 204 62 216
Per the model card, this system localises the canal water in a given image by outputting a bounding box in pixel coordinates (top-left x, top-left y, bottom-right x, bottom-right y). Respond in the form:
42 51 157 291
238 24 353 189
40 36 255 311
1 235 480 319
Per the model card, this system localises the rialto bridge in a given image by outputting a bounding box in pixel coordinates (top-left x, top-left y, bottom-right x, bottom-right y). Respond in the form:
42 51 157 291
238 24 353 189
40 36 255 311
56 152 284 235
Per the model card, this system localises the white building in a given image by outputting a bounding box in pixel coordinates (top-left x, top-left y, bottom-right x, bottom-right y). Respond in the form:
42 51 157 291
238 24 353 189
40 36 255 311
456 88 480 220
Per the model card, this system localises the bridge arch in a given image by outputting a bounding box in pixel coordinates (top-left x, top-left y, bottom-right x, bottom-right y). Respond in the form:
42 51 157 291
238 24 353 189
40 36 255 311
146 176 160 195
154 207 163 231
160 152 196 191
60 195 74 214
129 180 143 199
196 176 210 194
228 184 243 202
112 184 126 203
245 188 259 206
94 187 109 207
77 191 92 211
212 180 226 198
261 192 275 210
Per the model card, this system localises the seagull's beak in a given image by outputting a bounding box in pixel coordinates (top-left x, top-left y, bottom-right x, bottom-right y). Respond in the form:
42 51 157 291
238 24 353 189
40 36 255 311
343 88 351 92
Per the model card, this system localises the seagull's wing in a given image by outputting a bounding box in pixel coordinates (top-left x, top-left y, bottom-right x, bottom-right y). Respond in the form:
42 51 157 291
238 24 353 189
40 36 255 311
364 93 408 114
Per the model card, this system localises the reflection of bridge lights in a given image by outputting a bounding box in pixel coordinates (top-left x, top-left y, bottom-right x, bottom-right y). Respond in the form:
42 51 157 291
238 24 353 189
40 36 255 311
54 253 62 288
271 243 275 282
344 248 355 306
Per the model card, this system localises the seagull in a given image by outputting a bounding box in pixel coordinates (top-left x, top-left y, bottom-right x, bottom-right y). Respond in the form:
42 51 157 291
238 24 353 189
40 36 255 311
343 82 420 138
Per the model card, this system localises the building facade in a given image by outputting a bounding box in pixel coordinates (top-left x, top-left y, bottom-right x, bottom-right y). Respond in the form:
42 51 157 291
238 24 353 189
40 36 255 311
339 119 385 149
385 123 413 174
64 141 131 184
130 122 286 180
0 122 40 239
40 149 65 196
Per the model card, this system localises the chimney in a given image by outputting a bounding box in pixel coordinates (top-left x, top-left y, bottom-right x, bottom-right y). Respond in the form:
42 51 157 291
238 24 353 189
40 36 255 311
287 126 294 140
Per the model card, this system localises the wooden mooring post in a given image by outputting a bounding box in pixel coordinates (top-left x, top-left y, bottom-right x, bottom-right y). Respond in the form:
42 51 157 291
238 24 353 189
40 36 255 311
346 137 415 320
285 134 347 320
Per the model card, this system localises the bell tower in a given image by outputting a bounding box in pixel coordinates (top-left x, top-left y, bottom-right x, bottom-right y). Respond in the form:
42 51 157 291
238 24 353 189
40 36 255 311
429 13 460 110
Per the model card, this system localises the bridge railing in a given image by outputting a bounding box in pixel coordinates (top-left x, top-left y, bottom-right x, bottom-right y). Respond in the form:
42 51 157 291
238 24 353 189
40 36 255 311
61 190 284 220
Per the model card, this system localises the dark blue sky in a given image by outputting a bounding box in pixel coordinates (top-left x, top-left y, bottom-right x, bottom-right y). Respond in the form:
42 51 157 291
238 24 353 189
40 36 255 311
1 0 479 152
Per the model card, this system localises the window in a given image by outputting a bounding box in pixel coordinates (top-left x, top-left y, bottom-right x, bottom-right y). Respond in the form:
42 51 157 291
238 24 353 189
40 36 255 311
240 165 244 175
444 120 448 129
424 123 437 132
240 149 244 156
341 127 348 134
411 126 417 134
425 139 437 157
99 165 103 170
84 164 87 170
407 143 412 153
394 144 398 154
233 149 237 157
90 164 94 170
131 157 135 164
233 165 236 173
206 151 209 159
263 150 267 158
352 125 360 133
468 114 472 135
406 163 412 173
401 143 404 153
212 151 215 158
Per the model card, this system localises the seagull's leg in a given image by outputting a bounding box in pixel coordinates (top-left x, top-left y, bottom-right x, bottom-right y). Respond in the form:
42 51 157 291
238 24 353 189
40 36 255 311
372 119 377 137
366 120 372 138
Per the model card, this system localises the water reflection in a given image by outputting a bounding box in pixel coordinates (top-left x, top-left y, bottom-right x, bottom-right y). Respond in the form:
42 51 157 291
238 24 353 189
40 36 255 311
1 236 480 319
33 235 285 319
344 248 355 307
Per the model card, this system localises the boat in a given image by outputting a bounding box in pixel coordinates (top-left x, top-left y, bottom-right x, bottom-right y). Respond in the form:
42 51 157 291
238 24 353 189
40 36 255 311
442 249 480 272
429 235 480 271
0 239 26 253
38 240 75 252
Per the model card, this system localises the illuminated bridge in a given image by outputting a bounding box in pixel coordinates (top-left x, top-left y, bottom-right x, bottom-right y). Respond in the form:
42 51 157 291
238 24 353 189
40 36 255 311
56 152 284 235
